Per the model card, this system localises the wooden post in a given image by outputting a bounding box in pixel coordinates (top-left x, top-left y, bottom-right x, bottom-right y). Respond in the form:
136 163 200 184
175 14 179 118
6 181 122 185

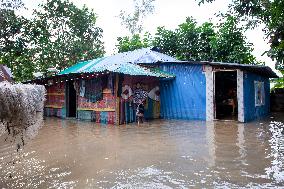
115 73 120 125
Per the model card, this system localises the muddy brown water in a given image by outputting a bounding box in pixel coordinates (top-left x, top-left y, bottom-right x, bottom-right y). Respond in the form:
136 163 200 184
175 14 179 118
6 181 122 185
0 113 284 188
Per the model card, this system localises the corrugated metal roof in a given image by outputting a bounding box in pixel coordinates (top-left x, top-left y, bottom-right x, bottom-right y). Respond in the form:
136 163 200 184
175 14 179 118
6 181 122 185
152 60 278 78
59 58 102 75
60 47 177 75
59 56 175 78
27 47 278 83
122 48 278 78
206 61 278 78
102 47 178 64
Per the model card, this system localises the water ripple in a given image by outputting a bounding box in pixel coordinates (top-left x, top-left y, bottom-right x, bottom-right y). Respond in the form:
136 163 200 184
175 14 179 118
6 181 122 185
0 113 284 188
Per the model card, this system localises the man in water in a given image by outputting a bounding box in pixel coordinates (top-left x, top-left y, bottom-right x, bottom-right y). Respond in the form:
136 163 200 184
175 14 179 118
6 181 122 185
133 82 148 124
136 100 145 124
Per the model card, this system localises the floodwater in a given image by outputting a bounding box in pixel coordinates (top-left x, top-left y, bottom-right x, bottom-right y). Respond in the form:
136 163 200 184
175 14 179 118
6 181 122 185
1 114 284 188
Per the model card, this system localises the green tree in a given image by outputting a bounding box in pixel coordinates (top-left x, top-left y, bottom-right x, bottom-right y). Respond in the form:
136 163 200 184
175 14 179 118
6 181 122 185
0 4 35 81
199 0 284 82
152 17 204 60
0 0 105 81
152 16 256 63
197 22 216 61
119 0 155 34
212 15 256 64
116 33 151 53
175 17 200 60
0 0 23 9
117 0 155 53
152 26 179 57
117 16 256 64
30 0 105 73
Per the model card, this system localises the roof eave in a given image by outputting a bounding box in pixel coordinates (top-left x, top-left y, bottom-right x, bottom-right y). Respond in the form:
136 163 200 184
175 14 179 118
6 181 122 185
151 61 278 78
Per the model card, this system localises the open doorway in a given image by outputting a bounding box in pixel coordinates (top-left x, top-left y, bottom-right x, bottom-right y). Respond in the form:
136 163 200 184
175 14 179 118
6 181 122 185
66 81 77 117
214 70 238 120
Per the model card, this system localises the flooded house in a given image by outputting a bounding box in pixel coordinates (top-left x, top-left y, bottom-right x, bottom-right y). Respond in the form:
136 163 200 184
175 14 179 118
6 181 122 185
29 48 278 123
158 61 278 122
33 48 175 125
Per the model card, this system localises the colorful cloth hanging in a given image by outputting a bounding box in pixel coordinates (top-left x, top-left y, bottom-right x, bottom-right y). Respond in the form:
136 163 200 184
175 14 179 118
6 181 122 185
121 85 133 100
107 73 115 95
148 86 160 101
80 80 85 97
84 78 103 102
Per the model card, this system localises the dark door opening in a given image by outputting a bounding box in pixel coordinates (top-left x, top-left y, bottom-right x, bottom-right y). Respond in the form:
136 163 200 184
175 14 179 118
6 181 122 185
214 71 238 120
67 81 77 117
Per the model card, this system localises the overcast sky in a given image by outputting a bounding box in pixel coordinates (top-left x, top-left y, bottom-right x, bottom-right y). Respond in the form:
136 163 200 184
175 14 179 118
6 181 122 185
21 0 277 72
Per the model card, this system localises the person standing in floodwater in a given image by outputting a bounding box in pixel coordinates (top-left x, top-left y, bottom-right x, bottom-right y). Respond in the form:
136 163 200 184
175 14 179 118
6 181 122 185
133 82 148 124
136 101 145 124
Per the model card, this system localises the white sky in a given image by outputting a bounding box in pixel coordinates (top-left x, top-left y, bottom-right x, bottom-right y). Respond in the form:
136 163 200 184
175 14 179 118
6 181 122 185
21 0 278 73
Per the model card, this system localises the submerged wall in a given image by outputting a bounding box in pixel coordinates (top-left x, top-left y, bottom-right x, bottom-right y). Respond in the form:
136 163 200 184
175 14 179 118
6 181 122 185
44 82 66 118
43 67 271 123
77 75 117 124
159 63 206 120
77 92 116 124
43 74 161 124
243 72 270 122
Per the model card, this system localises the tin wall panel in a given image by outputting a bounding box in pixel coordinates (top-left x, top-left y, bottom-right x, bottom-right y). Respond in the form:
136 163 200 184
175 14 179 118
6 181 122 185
159 64 206 120
243 72 270 122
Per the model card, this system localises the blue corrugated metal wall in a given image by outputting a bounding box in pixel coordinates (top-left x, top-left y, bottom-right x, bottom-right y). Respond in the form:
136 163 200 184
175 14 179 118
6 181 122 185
159 64 206 120
243 72 270 122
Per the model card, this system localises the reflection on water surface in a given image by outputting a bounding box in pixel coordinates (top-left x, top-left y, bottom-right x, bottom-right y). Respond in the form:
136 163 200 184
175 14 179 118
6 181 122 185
0 113 284 188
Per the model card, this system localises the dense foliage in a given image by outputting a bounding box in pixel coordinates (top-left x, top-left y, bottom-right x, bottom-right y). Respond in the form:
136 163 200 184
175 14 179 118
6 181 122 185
0 0 23 9
199 0 284 86
0 0 104 82
117 33 152 53
117 16 258 64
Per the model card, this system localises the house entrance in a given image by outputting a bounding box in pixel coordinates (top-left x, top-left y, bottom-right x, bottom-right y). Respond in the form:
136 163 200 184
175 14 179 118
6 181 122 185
66 81 77 117
214 70 238 120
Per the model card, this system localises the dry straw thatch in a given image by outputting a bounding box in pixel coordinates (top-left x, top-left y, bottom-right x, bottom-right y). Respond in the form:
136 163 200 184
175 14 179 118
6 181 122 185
0 82 46 150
